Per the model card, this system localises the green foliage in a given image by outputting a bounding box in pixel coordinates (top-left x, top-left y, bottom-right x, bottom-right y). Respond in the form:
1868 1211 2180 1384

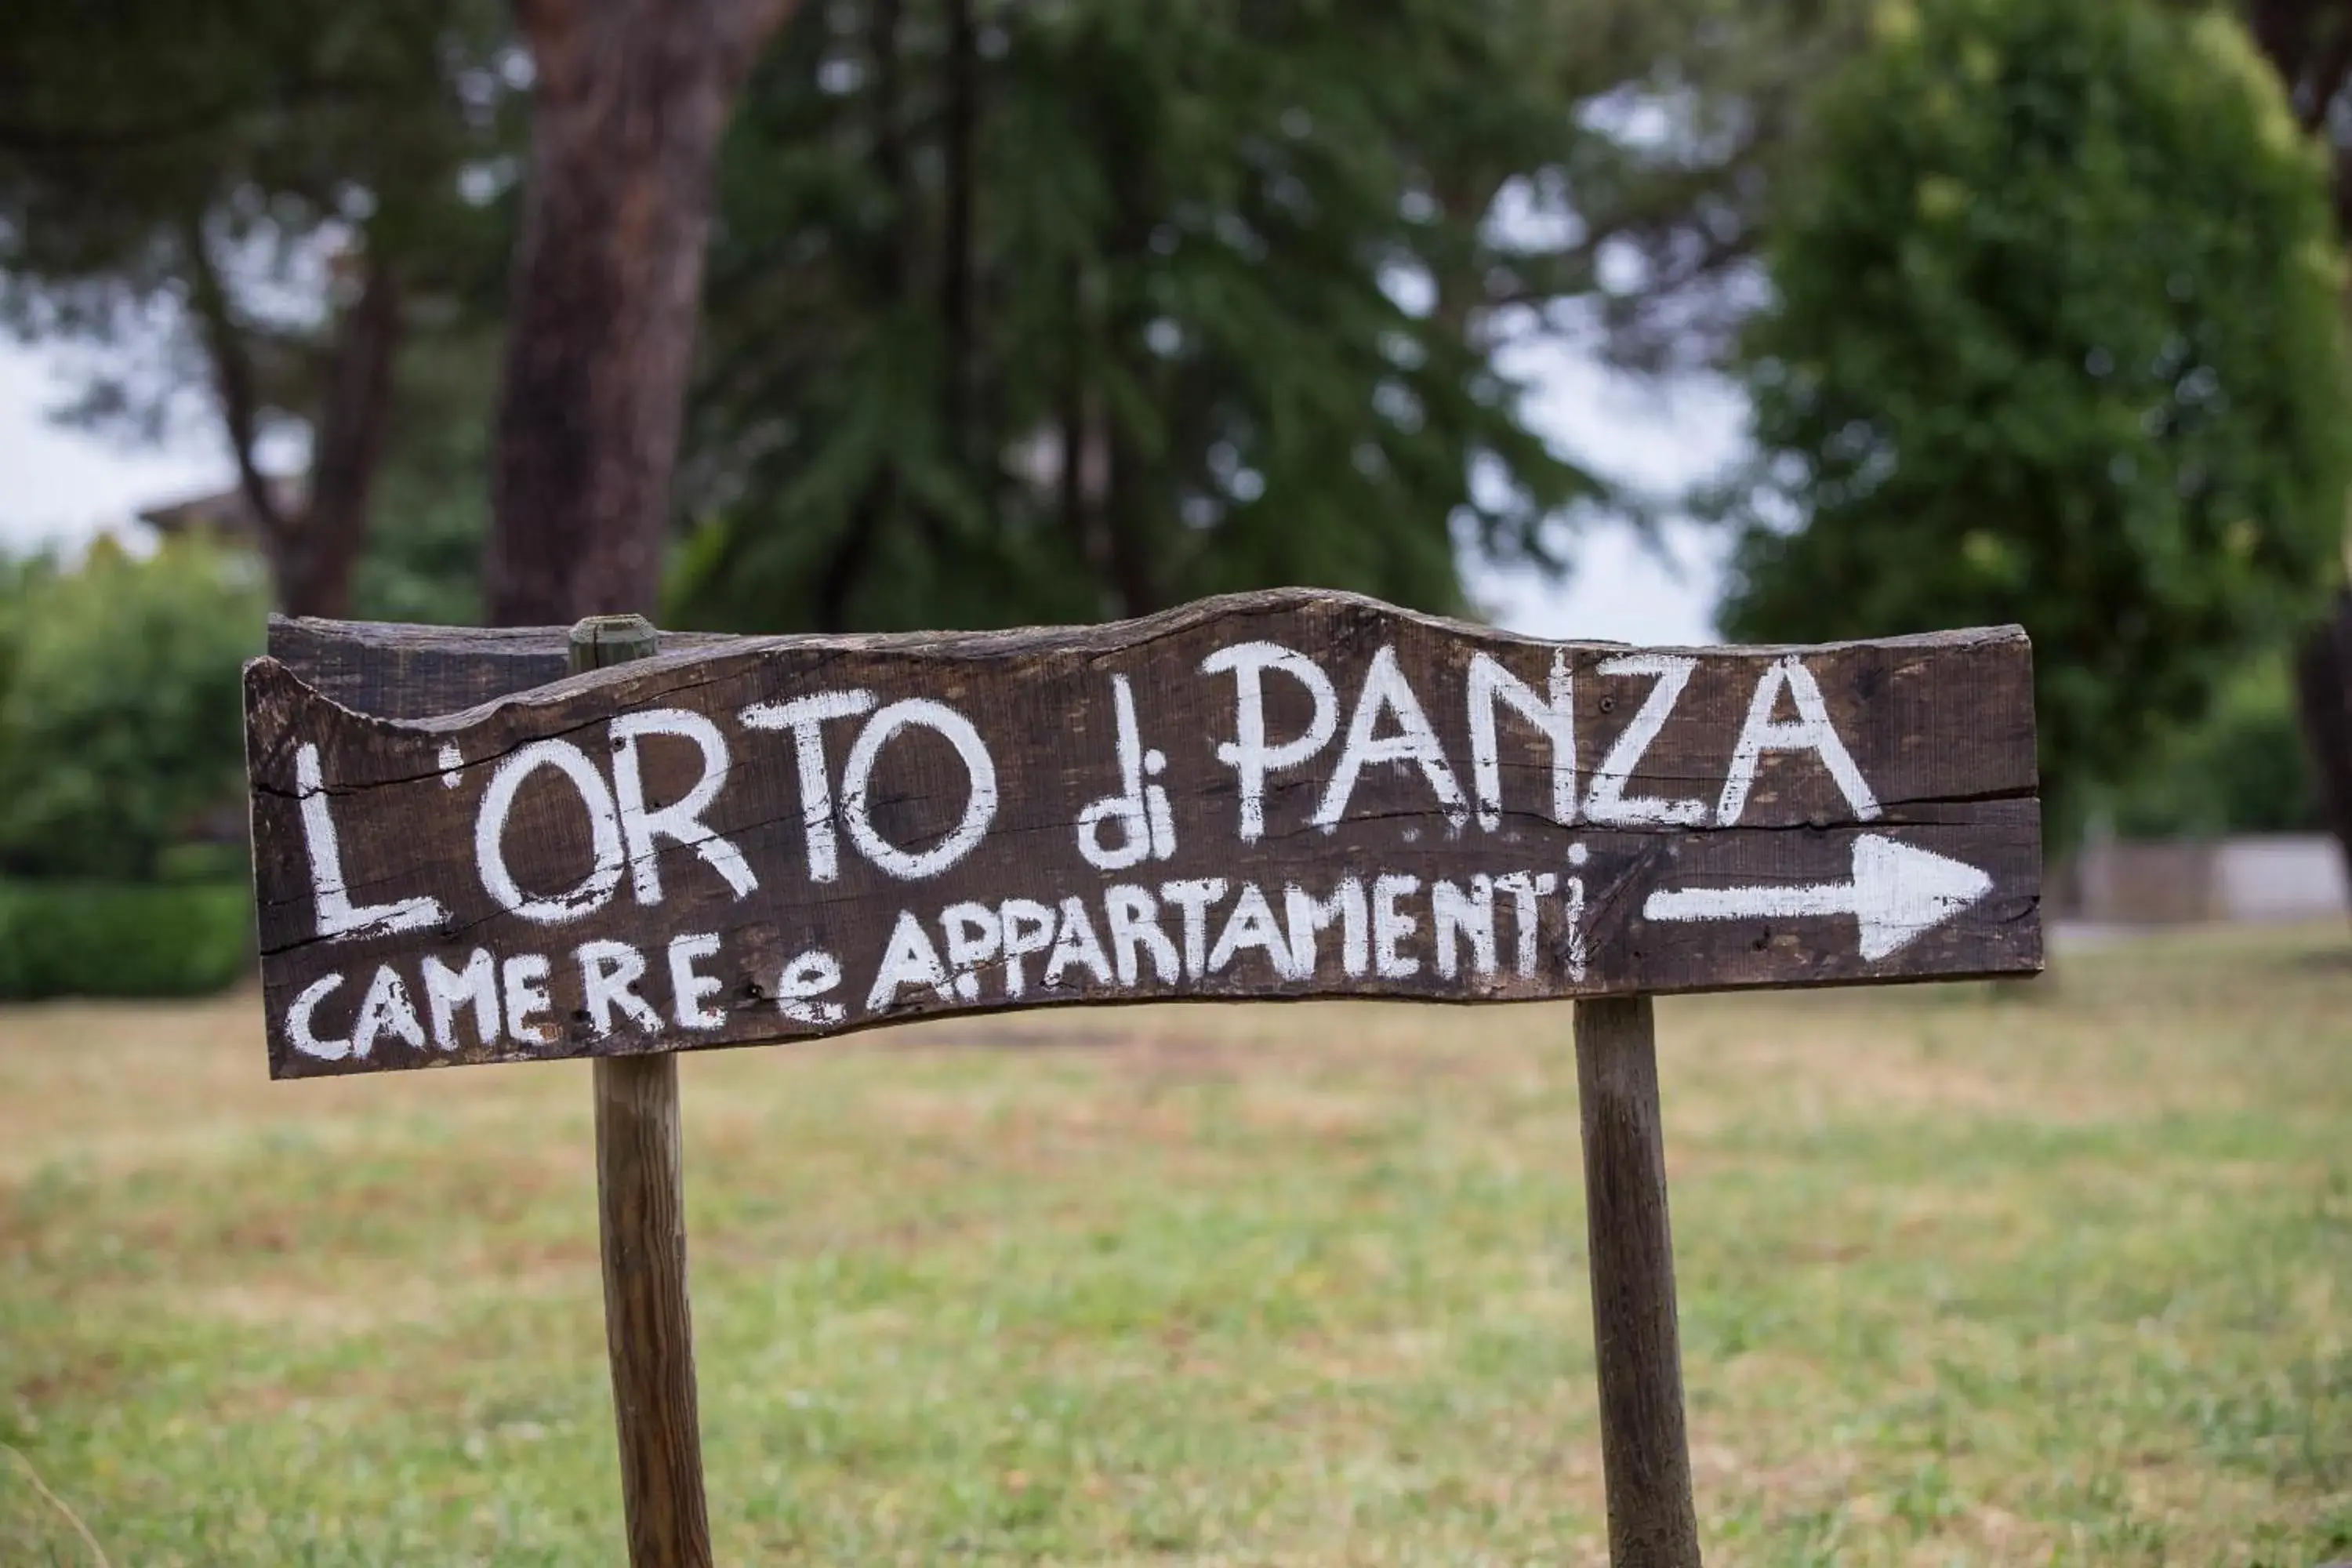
2091 655 2320 837
5 0 1848 632
674 0 1568 631
0 880 252 1000
1717 0 2352 844
5 934 2352 1555
0 0 512 421
673 0 1848 633
0 0 515 619
0 539 266 882
350 330 501 626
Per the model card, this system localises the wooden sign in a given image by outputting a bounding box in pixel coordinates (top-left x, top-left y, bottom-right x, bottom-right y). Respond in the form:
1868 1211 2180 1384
245 589 2041 1080
245 588 2043 1568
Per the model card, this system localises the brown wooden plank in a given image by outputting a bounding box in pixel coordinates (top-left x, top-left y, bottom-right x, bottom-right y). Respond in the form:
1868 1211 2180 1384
244 587 2042 1078
267 615 740 720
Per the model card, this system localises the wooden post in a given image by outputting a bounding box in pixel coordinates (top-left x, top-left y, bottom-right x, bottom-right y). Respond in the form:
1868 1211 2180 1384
572 615 713 1568
1575 996 1701 1568
244 596 2043 1568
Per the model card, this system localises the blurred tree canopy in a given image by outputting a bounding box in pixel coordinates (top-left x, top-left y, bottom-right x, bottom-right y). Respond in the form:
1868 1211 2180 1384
1 0 1855 630
351 329 502 626
0 0 514 617
670 0 1860 631
2089 655 2318 838
1716 0 2352 844
2239 1 2352 226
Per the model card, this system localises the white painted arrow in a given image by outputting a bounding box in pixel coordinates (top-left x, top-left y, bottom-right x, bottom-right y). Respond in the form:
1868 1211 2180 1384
1641 833 1994 962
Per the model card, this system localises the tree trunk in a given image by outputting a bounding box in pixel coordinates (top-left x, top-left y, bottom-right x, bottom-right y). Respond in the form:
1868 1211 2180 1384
182 216 398 619
282 256 402 619
485 0 794 626
180 212 292 567
941 0 978 462
809 0 907 632
2252 8 2352 895
2296 590 2352 913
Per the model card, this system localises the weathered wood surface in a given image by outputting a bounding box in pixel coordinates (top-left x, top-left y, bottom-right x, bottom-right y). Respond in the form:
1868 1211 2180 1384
246 587 2042 1078
575 619 712 1568
1577 996 1701 1568
269 615 737 720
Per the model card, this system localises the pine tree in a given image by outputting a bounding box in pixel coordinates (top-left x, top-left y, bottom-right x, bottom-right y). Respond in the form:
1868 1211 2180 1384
0 0 512 616
1719 0 2352 843
671 0 1842 632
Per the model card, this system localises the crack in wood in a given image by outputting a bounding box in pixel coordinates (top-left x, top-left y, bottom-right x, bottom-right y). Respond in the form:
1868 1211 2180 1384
247 591 2041 1079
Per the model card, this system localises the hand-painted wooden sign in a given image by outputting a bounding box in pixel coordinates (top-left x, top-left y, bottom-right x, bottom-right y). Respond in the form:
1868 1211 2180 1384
245 589 2042 1079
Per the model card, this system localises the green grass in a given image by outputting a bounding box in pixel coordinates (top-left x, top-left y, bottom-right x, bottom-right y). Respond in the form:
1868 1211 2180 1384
4 926 2350 1563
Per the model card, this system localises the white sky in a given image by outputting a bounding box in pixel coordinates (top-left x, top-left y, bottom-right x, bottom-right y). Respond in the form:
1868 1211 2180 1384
0 348 230 552
1470 333 1744 644
0 333 1742 643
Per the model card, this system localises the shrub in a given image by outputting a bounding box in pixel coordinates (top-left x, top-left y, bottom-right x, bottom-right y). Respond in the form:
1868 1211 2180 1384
0 537 266 881
2091 655 2319 838
1719 0 2352 848
0 880 253 1000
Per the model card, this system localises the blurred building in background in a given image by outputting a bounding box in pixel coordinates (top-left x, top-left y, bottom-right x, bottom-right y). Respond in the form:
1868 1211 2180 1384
2055 835 2349 925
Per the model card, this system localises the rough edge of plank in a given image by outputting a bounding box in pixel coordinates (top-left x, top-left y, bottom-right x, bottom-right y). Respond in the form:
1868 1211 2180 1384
263 586 2034 731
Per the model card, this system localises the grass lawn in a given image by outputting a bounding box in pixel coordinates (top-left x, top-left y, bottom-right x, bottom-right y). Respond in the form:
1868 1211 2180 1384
3 925 2350 1565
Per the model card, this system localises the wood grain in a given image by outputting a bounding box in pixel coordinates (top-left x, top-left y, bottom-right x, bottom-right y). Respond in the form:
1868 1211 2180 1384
578 617 713 1568
268 615 736 720
1577 996 1701 1568
246 588 2042 1078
